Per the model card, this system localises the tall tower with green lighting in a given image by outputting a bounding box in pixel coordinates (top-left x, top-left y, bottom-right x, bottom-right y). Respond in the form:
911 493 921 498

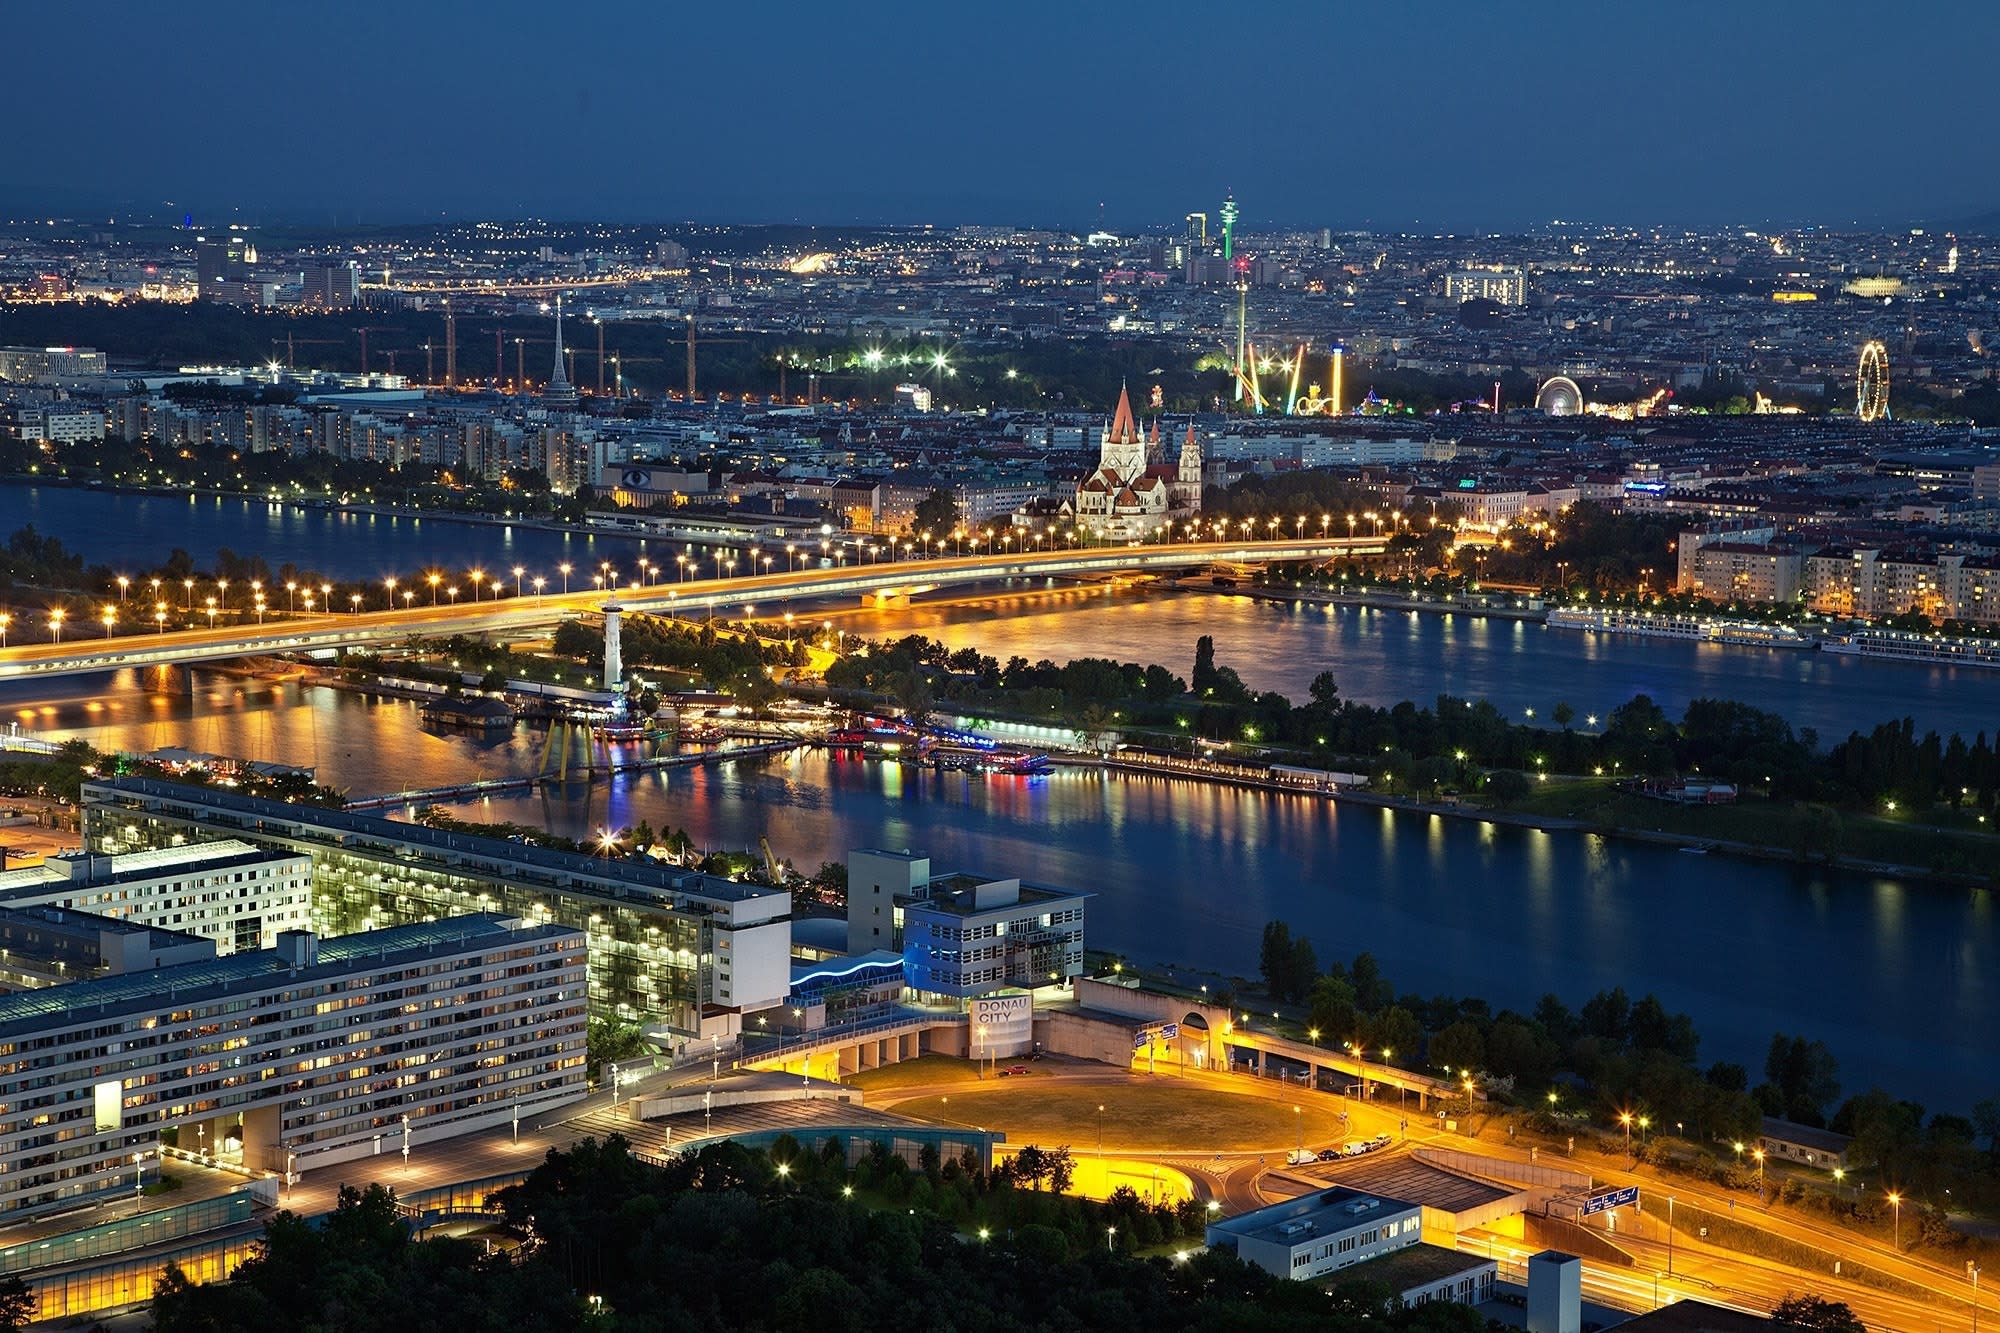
1219 195 1239 262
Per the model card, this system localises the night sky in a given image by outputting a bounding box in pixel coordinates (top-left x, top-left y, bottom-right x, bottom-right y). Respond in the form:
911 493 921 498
4 0 1994 231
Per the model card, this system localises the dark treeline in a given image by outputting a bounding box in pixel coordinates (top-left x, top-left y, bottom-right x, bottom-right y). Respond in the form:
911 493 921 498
151 1136 1487 1332
823 631 2000 821
1252 930 2000 1221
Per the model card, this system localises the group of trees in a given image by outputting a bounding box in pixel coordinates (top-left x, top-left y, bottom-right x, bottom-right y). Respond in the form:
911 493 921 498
0 526 86 590
821 628 2000 826
1255 925 1765 1143
553 614 804 702
1473 502 1683 594
150 1135 1487 1332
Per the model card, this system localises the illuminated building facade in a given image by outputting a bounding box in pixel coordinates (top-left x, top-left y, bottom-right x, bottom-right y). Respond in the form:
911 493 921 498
0 913 585 1218
0 840 312 956
81 777 793 1036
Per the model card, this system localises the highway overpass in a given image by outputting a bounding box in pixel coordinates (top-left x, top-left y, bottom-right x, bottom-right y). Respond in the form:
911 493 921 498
0 537 1383 683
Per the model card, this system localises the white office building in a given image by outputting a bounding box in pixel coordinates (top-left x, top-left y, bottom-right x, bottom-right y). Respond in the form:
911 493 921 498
1205 1187 1424 1281
847 848 1088 1000
0 842 312 955
0 913 586 1219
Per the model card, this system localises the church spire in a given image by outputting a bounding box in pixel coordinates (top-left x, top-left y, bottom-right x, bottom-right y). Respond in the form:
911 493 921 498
1108 380 1138 442
543 294 578 410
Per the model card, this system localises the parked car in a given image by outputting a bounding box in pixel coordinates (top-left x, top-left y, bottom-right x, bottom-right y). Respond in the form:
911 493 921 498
1285 1149 1316 1166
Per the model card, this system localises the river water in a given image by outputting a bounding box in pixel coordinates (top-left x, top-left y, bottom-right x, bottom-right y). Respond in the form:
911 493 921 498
6 664 1991 1114
3 484 1993 1111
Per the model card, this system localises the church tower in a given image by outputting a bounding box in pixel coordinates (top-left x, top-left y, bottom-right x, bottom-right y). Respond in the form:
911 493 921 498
1100 382 1146 479
1176 422 1203 508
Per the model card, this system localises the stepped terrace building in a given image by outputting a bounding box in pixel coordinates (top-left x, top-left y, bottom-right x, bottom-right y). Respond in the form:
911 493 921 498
80 777 793 1036
0 913 585 1219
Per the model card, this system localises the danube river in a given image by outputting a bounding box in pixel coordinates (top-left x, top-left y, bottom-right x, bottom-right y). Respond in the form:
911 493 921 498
7 479 2000 734
5 667 1992 1114
4 483 1994 1110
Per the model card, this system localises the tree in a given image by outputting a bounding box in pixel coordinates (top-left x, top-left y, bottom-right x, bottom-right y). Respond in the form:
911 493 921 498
1483 769 1532 803
0 1277 29 1333
1765 1034 1840 1124
1192 635 1220 695
1552 701 1576 732
1430 1020 1486 1074
1771 1293 1866 1333
912 488 959 536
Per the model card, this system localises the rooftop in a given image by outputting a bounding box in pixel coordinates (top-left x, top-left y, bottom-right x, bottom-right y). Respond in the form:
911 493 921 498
1611 1298 1775 1333
1317 1155 1522 1216
909 873 1090 917
0 838 279 894
84 776 782 910
0 913 574 1038
1320 1241 1490 1292
1207 1186 1417 1247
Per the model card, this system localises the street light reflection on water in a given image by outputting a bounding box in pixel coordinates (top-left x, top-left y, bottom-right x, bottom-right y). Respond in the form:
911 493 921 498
5 663 1994 1117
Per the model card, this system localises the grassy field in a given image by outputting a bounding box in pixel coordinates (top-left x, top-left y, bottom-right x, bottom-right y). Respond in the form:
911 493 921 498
848 1055 986 1093
1494 781 1998 879
880 1077 1355 1153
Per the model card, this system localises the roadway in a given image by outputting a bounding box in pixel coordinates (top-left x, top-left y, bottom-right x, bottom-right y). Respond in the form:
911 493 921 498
0 537 1382 682
869 1059 1981 1329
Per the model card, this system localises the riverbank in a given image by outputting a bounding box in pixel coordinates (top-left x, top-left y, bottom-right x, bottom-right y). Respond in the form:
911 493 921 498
1062 751 1999 890
1165 577 1548 623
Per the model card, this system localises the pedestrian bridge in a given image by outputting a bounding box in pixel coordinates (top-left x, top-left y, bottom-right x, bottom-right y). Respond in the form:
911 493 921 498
0 537 1383 683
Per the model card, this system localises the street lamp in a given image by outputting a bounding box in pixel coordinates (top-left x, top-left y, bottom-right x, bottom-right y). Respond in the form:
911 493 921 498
512 566 525 598
1666 1195 1676 1276
469 569 486 601
286 581 297 613
559 562 573 593
49 608 65 643
0 613 8 648
1620 1111 1634 1161
533 577 546 599
100 606 115 637
116 575 129 602
384 576 397 610
427 572 441 605
1888 1190 1902 1249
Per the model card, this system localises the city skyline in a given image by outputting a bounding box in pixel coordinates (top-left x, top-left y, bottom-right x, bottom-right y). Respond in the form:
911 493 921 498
4 0 1998 231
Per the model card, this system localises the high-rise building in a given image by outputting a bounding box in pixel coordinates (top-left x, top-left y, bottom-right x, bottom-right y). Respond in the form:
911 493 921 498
193 234 251 300
300 261 359 308
1443 268 1526 306
1185 212 1208 250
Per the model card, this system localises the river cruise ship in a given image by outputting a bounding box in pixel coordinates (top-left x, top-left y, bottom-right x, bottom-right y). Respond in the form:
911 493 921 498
1820 629 2000 670
1546 607 1817 650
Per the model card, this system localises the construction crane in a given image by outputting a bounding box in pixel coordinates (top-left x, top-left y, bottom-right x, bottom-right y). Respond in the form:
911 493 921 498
351 327 399 376
684 315 747 401
605 352 663 398
271 334 339 370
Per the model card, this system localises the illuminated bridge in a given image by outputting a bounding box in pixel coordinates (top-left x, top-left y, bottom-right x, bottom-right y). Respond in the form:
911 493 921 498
0 538 1382 683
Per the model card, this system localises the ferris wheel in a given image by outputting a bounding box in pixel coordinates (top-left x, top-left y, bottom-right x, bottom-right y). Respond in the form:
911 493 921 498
1856 341 1890 422
1535 375 1584 416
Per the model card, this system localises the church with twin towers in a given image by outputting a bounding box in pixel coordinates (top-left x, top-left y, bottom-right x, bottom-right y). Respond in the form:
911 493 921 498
1069 383 1204 541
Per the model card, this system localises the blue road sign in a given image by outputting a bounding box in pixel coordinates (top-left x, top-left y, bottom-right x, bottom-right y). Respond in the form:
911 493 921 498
1161 1023 1180 1040
1132 1030 1151 1050
1581 1185 1640 1215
